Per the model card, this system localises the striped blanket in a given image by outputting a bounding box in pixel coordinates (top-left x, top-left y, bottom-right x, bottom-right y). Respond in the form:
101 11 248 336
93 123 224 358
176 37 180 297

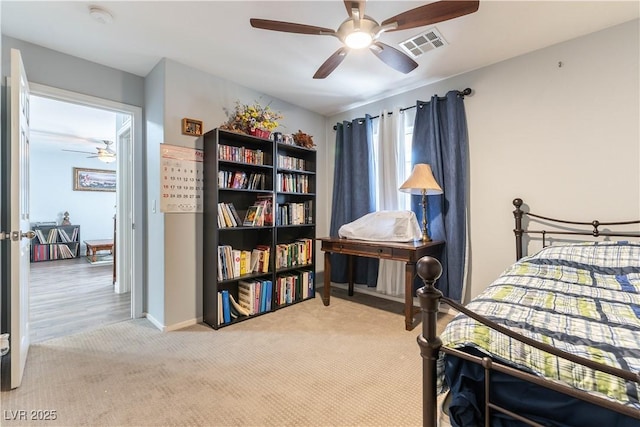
439 241 640 410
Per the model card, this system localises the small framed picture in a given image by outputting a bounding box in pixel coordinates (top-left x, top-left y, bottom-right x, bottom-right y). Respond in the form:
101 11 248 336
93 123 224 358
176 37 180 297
182 118 203 136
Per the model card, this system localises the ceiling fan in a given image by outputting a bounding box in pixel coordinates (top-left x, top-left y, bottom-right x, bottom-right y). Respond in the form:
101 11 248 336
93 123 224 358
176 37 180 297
62 139 116 163
250 0 480 79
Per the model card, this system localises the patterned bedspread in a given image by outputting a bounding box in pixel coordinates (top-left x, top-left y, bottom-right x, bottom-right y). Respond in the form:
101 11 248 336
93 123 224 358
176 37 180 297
439 241 640 410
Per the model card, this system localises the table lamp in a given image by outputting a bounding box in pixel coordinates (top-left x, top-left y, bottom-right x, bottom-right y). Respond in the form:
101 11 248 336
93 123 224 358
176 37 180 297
399 164 443 242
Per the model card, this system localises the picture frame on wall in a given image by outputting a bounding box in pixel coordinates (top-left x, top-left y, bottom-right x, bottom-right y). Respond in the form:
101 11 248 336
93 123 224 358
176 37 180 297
182 118 203 136
73 167 116 192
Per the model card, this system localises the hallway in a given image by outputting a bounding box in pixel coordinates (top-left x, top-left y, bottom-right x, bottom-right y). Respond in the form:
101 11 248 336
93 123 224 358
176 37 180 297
30 257 130 343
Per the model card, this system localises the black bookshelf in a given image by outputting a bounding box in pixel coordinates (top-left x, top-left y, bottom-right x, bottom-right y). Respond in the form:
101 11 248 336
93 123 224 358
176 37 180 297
203 129 316 329
30 224 81 262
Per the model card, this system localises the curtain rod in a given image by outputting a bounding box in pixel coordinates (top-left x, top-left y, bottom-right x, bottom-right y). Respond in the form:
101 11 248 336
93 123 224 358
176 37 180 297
333 88 472 130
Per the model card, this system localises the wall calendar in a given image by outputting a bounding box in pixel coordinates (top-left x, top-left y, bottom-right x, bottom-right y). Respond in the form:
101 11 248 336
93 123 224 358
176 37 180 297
160 144 204 213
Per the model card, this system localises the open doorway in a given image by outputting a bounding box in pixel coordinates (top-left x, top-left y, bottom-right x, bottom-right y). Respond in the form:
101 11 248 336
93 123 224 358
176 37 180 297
27 87 141 343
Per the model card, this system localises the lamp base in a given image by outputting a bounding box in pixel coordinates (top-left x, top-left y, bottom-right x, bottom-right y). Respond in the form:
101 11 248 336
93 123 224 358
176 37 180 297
420 191 431 242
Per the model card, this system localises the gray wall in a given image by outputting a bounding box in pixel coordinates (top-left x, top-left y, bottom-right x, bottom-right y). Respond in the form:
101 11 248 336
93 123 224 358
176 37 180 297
144 59 166 327
325 19 640 301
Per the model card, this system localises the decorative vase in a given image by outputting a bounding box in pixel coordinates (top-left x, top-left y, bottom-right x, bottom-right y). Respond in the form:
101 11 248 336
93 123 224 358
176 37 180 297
250 128 271 139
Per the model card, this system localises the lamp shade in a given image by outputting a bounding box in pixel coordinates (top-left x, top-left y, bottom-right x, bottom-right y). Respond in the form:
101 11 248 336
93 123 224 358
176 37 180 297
399 164 443 195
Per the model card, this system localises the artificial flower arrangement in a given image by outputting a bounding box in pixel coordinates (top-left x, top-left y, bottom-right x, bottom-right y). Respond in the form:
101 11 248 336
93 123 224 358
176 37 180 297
220 99 283 138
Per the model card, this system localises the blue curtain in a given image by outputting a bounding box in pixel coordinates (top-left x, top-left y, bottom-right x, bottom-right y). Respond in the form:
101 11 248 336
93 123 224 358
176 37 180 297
412 90 468 302
329 116 378 286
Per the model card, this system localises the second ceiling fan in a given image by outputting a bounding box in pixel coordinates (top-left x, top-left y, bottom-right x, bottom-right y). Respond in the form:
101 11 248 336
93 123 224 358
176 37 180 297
250 0 480 79
63 139 116 163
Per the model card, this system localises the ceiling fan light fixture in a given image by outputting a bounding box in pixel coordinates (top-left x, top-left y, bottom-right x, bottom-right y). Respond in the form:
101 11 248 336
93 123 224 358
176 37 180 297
345 31 373 49
98 154 116 163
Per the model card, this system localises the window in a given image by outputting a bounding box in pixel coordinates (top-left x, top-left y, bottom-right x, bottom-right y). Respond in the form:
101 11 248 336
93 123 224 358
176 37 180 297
371 111 414 211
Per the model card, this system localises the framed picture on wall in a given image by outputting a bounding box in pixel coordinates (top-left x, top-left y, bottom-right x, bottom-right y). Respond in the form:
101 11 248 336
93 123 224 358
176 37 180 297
73 167 116 192
182 117 203 136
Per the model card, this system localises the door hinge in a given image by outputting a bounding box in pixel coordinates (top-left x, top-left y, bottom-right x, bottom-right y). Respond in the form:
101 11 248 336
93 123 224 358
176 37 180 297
0 232 10 240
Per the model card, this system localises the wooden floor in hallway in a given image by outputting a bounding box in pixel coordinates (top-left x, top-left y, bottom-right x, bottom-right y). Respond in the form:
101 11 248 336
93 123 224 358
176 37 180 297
29 257 130 343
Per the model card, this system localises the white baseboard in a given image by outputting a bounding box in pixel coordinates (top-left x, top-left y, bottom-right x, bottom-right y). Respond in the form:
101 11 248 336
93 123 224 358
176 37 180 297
144 313 164 331
144 313 203 332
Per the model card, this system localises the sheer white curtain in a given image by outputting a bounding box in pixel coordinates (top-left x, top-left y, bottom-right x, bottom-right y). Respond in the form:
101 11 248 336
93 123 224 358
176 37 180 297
374 108 408 296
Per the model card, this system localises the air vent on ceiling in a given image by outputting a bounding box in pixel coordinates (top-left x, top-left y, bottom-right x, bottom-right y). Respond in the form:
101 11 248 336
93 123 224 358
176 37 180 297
399 27 448 58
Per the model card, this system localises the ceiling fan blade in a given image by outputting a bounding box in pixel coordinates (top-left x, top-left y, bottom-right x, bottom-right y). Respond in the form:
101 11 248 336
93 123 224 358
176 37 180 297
250 19 336 36
381 0 479 32
62 149 96 154
313 47 349 79
369 42 418 74
343 1 366 19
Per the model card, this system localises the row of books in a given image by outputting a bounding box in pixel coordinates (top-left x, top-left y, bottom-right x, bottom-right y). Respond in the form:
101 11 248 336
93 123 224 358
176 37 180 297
238 279 273 316
218 144 265 165
33 227 79 244
218 170 267 190
217 282 272 324
217 202 243 228
275 238 313 269
217 245 270 281
275 270 314 305
218 196 274 228
276 173 311 193
277 154 307 171
277 201 313 226
31 243 78 262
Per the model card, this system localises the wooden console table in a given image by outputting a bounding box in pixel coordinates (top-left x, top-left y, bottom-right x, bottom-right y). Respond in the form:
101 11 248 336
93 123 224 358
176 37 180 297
319 237 444 331
84 239 114 262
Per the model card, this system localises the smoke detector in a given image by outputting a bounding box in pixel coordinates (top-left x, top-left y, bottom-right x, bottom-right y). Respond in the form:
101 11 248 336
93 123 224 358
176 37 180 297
89 6 113 25
400 28 448 58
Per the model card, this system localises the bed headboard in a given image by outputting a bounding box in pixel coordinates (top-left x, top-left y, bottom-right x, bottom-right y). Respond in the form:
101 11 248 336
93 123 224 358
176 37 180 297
513 198 640 260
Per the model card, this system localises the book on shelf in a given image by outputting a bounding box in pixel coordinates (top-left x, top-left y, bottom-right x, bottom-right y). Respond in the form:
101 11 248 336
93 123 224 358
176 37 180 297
254 280 261 314
58 228 72 242
221 290 231 323
259 245 270 272
227 203 243 226
238 280 256 315
229 293 250 317
231 171 247 189
232 249 241 277
254 195 273 226
217 245 238 280
243 205 263 226
239 250 250 276
34 229 47 244
260 281 267 313
46 228 59 243
265 280 272 311
250 249 262 273
218 203 234 227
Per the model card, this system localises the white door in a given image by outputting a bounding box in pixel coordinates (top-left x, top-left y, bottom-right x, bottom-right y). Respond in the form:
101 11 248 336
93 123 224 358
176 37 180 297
2 48 32 389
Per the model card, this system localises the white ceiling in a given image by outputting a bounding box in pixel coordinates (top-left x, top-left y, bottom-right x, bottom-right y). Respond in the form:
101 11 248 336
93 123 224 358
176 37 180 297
29 95 118 155
2 1 639 117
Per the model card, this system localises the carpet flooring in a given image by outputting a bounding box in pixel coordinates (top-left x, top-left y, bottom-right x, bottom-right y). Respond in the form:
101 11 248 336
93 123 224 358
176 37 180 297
1 290 452 427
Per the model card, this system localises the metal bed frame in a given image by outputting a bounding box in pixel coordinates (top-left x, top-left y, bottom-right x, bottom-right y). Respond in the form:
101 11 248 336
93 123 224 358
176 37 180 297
417 198 640 427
